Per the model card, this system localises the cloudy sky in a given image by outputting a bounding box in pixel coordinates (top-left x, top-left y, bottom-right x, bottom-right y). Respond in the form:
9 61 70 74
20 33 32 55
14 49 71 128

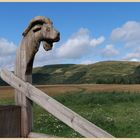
0 2 140 69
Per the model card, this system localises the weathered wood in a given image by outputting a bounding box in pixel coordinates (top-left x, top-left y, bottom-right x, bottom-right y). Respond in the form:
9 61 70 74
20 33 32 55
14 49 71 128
0 105 21 137
0 69 114 138
14 16 60 137
28 132 57 138
15 47 33 137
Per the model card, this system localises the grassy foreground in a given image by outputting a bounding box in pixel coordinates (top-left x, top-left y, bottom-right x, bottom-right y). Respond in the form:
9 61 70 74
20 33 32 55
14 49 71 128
33 91 140 138
0 91 140 137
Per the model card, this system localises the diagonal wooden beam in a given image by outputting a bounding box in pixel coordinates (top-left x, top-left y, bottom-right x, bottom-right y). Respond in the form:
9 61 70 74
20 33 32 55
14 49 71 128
0 69 114 138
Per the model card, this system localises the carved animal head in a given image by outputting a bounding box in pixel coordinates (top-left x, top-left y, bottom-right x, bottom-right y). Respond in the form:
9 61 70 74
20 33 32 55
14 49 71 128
22 16 60 51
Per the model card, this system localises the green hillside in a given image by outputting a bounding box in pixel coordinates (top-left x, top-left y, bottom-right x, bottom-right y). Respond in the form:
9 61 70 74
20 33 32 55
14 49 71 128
1 61 140 86
32 61 140 85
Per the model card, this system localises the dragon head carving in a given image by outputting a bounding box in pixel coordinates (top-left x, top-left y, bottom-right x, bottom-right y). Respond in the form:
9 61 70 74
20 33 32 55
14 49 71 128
22 16 60 51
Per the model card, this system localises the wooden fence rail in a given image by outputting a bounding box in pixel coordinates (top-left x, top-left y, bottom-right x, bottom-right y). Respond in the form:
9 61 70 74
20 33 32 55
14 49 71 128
0 69 114 138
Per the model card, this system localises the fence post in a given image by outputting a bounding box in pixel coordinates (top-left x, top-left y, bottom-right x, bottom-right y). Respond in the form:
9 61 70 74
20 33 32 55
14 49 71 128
14 16 60 137
14 47 33 137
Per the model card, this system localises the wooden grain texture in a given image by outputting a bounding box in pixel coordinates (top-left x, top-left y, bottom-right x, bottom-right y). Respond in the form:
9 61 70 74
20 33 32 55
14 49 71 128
0 105 21 137
15 47 33 137
14 16 60 137
0 69 114 138
28 132 57 138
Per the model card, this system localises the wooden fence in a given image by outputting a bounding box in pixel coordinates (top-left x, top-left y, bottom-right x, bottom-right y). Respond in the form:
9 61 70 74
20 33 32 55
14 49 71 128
0 16 114 138
0 105 21 137
0 69 113 138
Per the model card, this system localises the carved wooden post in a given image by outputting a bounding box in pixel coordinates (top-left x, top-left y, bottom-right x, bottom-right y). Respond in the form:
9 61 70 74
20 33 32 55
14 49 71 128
15 47 33 137
14 16 60 137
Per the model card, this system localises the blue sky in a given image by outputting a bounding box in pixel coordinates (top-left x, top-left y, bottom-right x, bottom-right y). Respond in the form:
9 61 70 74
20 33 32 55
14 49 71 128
0 2 140 69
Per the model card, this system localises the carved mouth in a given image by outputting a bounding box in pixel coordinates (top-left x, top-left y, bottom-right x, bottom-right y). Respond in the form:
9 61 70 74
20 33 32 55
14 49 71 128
43 41 53 51
43 35 60 51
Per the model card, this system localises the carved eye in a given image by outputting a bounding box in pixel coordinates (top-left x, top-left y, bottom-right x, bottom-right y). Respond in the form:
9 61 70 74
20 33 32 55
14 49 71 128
32 25 42 32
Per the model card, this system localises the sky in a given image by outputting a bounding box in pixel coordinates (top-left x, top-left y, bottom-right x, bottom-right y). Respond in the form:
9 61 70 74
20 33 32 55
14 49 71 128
1 2 140 69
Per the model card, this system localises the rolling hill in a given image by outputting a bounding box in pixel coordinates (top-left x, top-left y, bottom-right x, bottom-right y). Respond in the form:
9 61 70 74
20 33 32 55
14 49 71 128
1 61 140 86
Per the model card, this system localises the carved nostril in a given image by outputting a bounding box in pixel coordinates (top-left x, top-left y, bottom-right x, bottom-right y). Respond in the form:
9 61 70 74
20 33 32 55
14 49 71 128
57 32 60 37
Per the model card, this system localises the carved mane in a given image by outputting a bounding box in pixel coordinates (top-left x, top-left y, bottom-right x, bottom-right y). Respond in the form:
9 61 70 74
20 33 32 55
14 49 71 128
22 16 52 36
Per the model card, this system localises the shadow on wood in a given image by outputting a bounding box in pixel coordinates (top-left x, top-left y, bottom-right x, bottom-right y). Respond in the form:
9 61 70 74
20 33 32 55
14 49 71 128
0 105 21 137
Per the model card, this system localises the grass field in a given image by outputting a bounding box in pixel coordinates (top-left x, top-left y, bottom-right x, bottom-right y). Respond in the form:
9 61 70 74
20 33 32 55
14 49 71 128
1 84 140 99
0 84 140 137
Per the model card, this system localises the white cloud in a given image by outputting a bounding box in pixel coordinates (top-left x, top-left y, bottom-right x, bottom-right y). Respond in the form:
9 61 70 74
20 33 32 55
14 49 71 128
0 38 17 69
102 44 119 57
124 52 140 60
123 51 140 62
90 36 105 47
123 46 140 61
34 28 105 67
57 28 105 59
110 21 140 62
110 21 140 48
0 38 16 56
130 58 139 62
80 60 95 65
34 43 61 67
0 28 105 70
